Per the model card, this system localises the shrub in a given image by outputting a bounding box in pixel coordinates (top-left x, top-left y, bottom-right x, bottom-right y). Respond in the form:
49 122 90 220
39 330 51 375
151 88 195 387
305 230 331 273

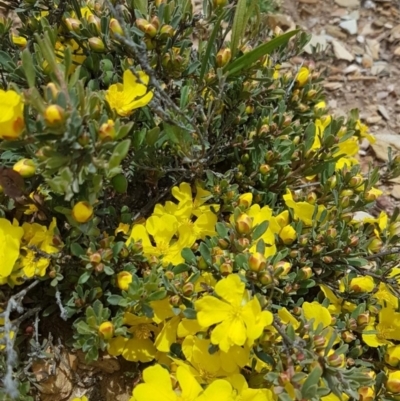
0 0 400 400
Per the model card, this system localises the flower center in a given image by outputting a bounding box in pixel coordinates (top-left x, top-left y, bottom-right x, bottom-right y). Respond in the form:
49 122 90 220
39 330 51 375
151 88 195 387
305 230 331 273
134 324 153 340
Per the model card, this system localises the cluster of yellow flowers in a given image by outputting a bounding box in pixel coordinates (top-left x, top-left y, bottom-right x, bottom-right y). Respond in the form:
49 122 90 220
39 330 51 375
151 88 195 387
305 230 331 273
0 218 61 286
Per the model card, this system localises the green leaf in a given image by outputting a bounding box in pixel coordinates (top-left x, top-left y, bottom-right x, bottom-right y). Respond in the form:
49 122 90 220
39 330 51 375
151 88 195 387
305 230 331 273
252 221 268 240
107 295 124 305
134 0 148 14
172 263 191 274
78 270 91 284
199 243 212 265
230 0 248 58
21 48 36 88
224 30 299 77
183 308 197 319
75 321 94 335
71 243 85 256
215 222 228 238
199 10 227 81
304 122 316 152
109 139 131 172
147 289 167 301
301 365 323 399
181 247 196 264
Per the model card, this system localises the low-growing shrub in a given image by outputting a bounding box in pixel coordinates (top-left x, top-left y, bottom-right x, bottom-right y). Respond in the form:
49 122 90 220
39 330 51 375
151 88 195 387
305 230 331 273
0 0 400 400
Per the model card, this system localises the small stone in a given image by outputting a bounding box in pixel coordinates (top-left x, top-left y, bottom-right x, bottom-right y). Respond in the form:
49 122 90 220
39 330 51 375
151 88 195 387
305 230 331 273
332 39 355 61
339 19 358 35
335 0 360 8
357 35 365 43
362 54 373 68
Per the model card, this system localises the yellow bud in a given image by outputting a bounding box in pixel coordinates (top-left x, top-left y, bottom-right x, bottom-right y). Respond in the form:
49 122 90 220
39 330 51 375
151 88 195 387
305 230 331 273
12 34 27 48
327 352 344 367
235 213 253 234
358 386 374 401
110 18 123 36
159 24 174 38
213 0 228 7
216 48 232 68
88 14 101 34
387 371 400 393
279 225 297 245
357 312 370 328
274 260 291 276
98 321 114 340
296 66 310 87
117 271 132 291
99 119 116 142
44 105 65 126
65 17 81 33
259 164 270 175
238 193 252 208
72 201 94 223
13 158 36 178
182 282 194 297
368 237 383 253
385 346 400 367
88 37 106 52
248 252 266 272
45 83 59 101
299 266 313 280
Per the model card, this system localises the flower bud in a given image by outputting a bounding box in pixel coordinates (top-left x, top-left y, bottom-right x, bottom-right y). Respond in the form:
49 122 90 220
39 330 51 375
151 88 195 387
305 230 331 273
99 119 116 142
159 24 174 38
358 387 374 401
235 237 250 251
385 346 400 367
313 335 326 349
327 352 344 367
13 158 36 178
65 17 81 32
279 225 297 245
299 266 313 280
72 201 94 223
98 321 114 340
197 256 208 270
213 0 228 7
90 252 102 265
236 213 253 235
326 227 337 239
387 371 400 393
340 196 350 208
357 312 370 328
220 262 233 276
45 82 59 101
44 105 65 126
321 256 333 264
88 14 101 34
259 164 270 175
349 175 363 188
110 18 123 36
274 260 291 276
182 282 194 297
312 245 323 255
328 175 337 189
216 48 231 68
116 271 132 291
368 237 383 253
307 192 317 205
88 37 106 52
258 271 273 285
248 252 266 272
169 295 182 307
341 331 356 343
364 188 382 202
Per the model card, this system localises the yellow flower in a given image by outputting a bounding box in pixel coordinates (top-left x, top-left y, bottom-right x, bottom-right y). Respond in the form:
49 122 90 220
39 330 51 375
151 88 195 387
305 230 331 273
0 308 15 351
279 225 297 244
283 190 326 226
127 214 193 266
320 284 356 314
296 66 310 87
0 219 24 280
310 117 332 151
182 335 249 378
115 222 130 235
13 158 36 178
278 307 300 329
72 201 94 223
374 283 398 309
108 313 158 362
105 70 153 116
302 301 331 331
349 276 374 293
228 373 274 401
0 89 25 140
154 183 218 246
20 249 50 278
362 307 400 347
195 274 273 352
132 364 234 401
356 119 375 144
